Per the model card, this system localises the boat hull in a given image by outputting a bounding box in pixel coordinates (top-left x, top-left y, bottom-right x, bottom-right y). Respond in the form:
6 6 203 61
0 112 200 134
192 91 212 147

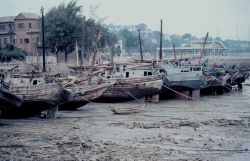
96 75 163 102
58 83 112 110
0 83 70 118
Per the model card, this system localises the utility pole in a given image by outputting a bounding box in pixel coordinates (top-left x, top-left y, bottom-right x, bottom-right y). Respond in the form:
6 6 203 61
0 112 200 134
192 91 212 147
41 7 46 72
138 29 143 63
159 19 163 61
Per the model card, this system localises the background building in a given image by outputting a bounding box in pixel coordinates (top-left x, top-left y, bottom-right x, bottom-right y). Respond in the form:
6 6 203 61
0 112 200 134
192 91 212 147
0 12 40 55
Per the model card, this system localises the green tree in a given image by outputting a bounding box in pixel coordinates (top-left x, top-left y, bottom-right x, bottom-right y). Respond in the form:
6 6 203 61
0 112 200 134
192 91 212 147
45 0 83 62
119 29 139 53
45 0 117 62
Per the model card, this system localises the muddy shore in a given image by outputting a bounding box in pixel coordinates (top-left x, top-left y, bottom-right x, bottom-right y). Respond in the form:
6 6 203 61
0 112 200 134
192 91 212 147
1 81 250 161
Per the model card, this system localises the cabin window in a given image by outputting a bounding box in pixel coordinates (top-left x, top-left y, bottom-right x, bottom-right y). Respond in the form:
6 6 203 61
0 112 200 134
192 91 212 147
144 71 147 76
126 72 129 78
29 23 32 29
148 72 152 76
193 68 201 71
33 80 37 85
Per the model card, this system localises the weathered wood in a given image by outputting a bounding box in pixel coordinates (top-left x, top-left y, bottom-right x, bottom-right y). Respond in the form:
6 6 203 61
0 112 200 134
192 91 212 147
110 104 144 115
98 74 163 102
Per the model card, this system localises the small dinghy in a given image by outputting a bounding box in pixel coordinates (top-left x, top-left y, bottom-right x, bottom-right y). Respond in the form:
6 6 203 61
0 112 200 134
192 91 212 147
110 104 145 115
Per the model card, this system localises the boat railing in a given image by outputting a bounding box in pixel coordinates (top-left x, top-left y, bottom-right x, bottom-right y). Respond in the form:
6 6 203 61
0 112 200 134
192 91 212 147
113 73 164 83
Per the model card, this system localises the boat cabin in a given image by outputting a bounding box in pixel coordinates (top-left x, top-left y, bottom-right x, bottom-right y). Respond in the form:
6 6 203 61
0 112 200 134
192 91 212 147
103 63 160 79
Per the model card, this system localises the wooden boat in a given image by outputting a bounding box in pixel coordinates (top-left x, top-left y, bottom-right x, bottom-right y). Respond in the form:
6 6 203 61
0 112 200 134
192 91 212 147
67 64 114 72
224 65 250 86
201 67 230 94
58 77 113 110
0 76 70 118
110 104 144 114
96 64 164 102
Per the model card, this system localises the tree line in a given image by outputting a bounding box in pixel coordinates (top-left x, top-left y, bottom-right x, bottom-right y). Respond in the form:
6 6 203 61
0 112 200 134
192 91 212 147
44 0 117 62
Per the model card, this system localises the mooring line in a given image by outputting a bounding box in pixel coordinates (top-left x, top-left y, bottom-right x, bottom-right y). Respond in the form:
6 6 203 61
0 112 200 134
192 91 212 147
162 84 199 101
161 84 224 107
116 82 145 105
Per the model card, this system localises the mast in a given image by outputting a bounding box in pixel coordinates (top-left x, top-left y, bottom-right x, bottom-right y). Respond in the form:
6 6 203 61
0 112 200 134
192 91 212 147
173 43 176 61
88 30 99 85
110 43 114 65
75 41 79 66
80 21 84 72
41 7 46 72
138 29 143 62
199 32 209 64
159 19 163 61
248 26 250 53
236 24 239 55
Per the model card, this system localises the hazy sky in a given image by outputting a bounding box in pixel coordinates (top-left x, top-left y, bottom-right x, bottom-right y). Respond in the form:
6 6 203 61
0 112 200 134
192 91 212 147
0 0 250 40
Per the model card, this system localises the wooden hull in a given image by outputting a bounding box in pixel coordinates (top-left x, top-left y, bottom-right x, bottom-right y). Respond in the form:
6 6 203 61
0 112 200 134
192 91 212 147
96 74 163 102
110 104 144 114
0 83 70 118
58 83 112 110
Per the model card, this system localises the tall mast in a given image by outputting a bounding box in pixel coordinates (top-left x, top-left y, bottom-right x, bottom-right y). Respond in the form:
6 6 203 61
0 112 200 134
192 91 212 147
138 29 143 62
41 7 46 72
80 21 84 72
248 26 250 53
199 32 209 64
159 19 163 61
173 43 176 61
75 41 79 66
88 30 99 85
110 43 114 65
236 24 239 55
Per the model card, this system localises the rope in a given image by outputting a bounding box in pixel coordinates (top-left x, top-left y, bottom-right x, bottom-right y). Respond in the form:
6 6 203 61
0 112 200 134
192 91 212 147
162 84 199 101
74 94 95 104
115 82 145 104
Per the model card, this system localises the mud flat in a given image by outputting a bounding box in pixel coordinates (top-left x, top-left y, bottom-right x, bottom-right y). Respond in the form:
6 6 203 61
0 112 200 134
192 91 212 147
0 80 250 161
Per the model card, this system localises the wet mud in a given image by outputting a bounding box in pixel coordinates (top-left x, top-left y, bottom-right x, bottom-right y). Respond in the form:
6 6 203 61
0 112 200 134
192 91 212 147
0 80 250 161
